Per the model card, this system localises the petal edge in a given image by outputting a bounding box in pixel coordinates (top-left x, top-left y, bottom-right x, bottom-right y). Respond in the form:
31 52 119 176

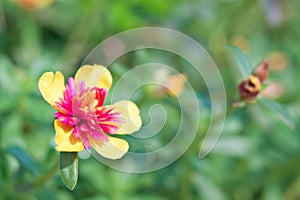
74 65 112 91
38 71 65 106
113 100 142 135
90 136 129 159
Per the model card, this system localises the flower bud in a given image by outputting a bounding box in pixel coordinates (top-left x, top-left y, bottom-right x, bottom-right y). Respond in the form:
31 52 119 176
253 59 269 82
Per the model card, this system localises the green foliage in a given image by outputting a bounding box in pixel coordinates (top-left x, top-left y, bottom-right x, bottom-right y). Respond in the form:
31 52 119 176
0 0 299 199
7 146 41 176
257 96 295 129
227 45 252 79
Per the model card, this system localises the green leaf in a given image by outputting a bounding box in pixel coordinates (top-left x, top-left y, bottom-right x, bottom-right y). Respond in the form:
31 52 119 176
6 146 41 176
227 45 252 79
0 150 8 182
258 97 295 129
59 152 78 190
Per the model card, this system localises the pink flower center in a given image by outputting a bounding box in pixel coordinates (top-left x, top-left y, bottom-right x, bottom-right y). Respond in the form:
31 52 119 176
54 78 123 150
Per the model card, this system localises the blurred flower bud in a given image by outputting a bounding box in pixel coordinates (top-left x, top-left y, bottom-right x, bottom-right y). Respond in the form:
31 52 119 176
238 75 261 100
264 0 283 27
261 81 285 99
231 36 249 53
268 52 288 71
15 0 52 10
253 59 269 82
165 73 187 97
153 69 187 98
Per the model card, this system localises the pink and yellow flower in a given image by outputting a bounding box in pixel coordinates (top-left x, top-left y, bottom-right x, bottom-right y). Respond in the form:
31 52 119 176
38 65 142 159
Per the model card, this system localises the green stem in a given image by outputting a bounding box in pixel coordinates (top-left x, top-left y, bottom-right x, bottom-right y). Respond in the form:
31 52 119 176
33 159 59 189
179 157 192 200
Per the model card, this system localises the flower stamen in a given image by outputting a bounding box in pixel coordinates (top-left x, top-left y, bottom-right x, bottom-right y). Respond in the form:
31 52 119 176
54 78 123 150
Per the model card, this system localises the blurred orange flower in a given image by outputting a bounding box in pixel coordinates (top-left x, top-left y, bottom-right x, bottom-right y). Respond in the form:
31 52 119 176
154 69 188 98
15 0 52 10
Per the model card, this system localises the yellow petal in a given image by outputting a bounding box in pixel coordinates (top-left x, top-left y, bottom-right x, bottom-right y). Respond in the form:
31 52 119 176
90 136 129 159
74 64 112 91
113 100 142 135
54 120 84 152
38 71 65 106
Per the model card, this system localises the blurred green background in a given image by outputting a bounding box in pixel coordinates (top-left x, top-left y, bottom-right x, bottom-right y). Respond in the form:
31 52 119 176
1 0 300 199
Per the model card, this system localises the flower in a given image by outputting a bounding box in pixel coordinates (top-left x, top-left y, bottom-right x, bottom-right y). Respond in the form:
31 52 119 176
268 52 288 71
15 0 52 10
231 36 249 53
165 73 188 97
260 81 285 99
38 65 142 159
238 59 269 100
239 75 261 100
153 68 187 97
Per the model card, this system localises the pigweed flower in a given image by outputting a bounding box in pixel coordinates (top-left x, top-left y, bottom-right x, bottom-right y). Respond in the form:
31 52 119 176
38 65 142 159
